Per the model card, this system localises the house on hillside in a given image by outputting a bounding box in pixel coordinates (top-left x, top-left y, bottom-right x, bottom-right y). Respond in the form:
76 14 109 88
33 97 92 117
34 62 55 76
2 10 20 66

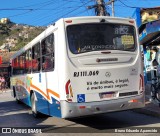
0 18 10 24
0 37 18 50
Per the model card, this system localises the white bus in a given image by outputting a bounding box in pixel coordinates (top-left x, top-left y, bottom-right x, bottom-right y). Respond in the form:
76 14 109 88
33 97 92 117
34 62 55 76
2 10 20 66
10 16 145 118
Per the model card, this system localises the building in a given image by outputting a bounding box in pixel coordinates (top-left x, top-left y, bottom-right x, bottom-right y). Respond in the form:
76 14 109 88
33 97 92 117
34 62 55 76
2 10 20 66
0 51 16 87
133 7 160 84
0 18 10 24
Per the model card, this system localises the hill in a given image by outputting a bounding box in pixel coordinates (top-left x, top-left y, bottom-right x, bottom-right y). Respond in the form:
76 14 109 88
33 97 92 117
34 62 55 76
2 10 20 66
0 18 45 51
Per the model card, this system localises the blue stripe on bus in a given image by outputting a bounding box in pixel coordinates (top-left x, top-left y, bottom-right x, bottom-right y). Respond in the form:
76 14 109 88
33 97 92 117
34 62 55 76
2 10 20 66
16 87 61 117
34 91 61 117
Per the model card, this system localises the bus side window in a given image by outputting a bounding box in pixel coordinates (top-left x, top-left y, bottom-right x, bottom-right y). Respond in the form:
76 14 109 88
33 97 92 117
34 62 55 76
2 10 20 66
21 53 26 74
41 34 54 72
25 49 32 74
32 43 40 73
41 40 46 55
25 50 29 73
42 54 54 71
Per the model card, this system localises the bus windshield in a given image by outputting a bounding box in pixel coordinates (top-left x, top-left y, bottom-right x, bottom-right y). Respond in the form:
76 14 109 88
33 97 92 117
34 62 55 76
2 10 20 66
67 23 136 54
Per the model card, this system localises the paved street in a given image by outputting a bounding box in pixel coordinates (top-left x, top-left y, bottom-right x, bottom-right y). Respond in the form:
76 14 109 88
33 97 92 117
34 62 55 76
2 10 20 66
0 90 160 135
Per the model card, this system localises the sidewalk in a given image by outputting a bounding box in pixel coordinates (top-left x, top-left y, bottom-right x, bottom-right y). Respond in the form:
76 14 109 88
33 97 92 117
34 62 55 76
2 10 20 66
133 83 160 117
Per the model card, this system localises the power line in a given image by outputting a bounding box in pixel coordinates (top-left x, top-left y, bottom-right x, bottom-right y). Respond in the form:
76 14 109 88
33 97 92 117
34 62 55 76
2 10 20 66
117 0 155 9
3 1 69 19
1 0 55 10
43 0 93 26
80 0 89 15
14 0 92 26
0 0 78 10
24 0 93 26
118 0 137 8
0 0 59 19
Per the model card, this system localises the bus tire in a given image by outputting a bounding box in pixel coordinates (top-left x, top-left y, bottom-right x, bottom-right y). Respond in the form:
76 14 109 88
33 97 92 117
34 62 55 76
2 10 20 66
16 98 21 104
156 86 160 102
31 93 39 118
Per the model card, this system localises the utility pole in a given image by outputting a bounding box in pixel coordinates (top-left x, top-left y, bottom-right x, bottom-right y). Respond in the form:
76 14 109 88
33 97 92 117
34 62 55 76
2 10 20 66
96 0 106 16
106 0 115 17
112 0 115 17
87 0 108 16
87 0 116 16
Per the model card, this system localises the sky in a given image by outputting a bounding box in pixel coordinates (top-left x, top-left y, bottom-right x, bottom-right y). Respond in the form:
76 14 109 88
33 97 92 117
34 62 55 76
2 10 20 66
0 0 160 26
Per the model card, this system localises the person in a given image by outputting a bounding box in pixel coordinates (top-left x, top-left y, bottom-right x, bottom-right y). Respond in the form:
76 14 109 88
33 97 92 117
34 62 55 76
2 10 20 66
0 76 2 93
152 58 158 67
1 77 6 92
151 47 159 78
42 55 54 71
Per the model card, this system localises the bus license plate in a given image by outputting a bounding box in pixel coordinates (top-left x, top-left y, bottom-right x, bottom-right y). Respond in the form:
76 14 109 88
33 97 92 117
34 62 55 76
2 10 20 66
99 92 116 99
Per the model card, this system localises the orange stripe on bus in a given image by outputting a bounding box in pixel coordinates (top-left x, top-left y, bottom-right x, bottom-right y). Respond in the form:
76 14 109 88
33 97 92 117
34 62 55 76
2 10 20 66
15 79 59 101
30 83 60 100
47 89 60 98
30 83 48 99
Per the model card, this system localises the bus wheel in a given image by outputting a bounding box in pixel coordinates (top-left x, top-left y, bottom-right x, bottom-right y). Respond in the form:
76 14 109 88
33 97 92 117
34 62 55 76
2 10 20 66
16 98 21 104
31 93 39 118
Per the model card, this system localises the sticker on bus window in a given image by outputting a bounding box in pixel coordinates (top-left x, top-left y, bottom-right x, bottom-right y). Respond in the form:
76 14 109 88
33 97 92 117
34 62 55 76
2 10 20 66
121 35 134 45
77 94 85 103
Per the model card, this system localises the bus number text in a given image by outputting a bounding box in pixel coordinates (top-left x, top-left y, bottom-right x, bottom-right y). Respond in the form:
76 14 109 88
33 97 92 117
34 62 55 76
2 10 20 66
74 71 99 77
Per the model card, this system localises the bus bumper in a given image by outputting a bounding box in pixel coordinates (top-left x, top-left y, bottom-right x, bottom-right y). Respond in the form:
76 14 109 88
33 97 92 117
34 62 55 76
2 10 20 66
60 94 145 118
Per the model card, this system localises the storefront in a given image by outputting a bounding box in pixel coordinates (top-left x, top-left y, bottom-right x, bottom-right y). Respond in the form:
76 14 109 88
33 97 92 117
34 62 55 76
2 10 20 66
0 51 15 87
133 7 160 84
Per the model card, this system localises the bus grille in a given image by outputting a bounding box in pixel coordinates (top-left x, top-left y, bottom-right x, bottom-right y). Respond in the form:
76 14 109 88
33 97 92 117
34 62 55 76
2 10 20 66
119 91 138 97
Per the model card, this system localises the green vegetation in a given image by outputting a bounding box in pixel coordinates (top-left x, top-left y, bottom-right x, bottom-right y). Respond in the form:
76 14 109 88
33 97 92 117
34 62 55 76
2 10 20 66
0 20 45 51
